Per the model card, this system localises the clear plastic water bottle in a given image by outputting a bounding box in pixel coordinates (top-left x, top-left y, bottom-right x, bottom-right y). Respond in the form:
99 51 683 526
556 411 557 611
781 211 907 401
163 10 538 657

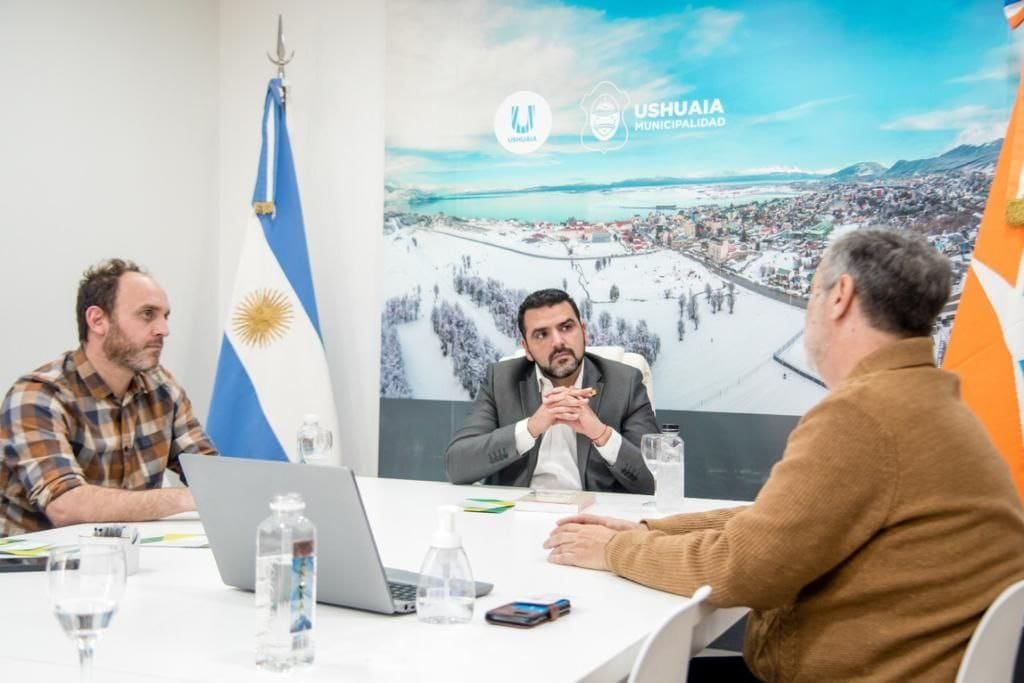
655 425 685 512
255 493 316 671
416 505 475 624
297 414 333 466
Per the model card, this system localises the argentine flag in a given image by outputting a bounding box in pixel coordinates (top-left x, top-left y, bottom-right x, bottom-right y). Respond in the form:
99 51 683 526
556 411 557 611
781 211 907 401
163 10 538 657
207 79 339 463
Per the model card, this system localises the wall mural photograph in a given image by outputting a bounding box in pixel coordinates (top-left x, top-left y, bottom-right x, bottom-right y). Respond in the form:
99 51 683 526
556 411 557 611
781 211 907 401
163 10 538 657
380 0 1017 418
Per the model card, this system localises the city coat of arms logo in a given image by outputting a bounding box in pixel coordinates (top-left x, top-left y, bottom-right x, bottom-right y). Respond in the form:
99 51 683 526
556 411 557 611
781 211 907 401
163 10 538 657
580 81 630 153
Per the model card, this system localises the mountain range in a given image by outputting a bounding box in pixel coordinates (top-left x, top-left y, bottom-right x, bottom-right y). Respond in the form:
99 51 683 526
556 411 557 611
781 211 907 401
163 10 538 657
391 140 1003 203
878 139 1001 178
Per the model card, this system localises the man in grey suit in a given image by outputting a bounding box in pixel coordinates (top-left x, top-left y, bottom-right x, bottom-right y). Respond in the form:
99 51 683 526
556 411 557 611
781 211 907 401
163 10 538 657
446 289 657 494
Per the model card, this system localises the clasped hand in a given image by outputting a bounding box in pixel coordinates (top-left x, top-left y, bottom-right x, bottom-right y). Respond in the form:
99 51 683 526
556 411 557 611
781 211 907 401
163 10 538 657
527 386 603 439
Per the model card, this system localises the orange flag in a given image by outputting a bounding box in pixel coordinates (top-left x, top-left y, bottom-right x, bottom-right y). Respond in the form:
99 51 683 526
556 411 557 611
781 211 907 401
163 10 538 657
942 69 1024 498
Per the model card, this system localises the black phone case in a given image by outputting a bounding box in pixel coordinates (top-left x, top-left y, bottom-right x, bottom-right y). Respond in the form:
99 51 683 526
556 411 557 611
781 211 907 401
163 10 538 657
485 601 570 628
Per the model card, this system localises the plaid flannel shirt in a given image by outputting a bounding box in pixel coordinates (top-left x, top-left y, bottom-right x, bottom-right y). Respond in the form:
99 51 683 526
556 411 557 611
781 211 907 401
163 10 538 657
0 348 217 536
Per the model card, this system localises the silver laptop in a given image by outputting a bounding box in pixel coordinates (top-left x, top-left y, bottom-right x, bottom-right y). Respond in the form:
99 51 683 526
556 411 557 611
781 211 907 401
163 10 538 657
180 454 492 614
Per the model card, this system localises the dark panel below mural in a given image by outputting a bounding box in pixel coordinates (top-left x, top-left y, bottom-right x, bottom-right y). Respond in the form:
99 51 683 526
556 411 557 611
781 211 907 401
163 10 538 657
378 397 798 501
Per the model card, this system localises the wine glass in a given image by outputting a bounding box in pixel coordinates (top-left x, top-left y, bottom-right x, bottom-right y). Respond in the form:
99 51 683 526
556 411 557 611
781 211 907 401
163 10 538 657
48 544 127 682
641 433 660 507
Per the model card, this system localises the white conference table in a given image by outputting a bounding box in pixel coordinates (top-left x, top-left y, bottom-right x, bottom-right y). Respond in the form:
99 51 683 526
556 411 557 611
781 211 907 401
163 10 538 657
0 477 748 683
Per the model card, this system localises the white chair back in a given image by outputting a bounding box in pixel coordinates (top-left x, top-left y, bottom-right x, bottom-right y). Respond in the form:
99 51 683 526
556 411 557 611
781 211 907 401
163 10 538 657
499 345 656 409
955 579 1024 683
628 585 713 683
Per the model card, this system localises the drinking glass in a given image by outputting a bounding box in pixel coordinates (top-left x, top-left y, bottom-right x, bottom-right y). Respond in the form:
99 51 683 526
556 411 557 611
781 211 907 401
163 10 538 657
641 433 660 507
48 544 127 682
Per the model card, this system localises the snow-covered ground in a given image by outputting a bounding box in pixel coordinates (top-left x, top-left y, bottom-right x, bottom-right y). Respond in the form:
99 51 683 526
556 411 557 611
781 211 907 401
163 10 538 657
394 317 466 397
430 222 634 259
381 223 828 416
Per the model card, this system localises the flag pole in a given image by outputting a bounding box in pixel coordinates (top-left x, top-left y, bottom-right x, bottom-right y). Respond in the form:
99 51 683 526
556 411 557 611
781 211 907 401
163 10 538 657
266 14 294 109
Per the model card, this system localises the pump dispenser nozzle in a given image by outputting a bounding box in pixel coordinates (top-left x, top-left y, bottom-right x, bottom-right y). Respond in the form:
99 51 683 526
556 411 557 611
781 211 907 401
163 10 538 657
431 505 462 549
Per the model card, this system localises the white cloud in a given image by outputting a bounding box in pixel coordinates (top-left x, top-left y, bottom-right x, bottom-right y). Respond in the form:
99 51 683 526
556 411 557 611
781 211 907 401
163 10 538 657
385 0 694 152
948 34 1024 84
951 121 1007 147
723 165 836 176
880 105 998 131
681 7 744 58
748 96 852 125
948 65 1017 84
880 105 1008 149
669 129 714 141
384 154 428 175
738 165 811 175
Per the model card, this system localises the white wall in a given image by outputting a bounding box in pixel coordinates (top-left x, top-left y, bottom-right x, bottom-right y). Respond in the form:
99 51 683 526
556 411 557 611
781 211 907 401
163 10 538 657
218 1 386 476
0 0 221 413
0 1 386 476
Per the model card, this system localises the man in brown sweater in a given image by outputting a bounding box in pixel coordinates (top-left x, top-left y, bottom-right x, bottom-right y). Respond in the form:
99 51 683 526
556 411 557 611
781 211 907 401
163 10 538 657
544 229 1024 682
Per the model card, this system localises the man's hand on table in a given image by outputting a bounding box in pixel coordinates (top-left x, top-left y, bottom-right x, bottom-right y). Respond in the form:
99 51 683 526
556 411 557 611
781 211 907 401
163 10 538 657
543 514 644 570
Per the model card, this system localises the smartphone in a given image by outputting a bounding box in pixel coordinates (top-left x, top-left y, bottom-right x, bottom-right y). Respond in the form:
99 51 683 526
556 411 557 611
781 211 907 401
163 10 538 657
0 555 48 573
485 598 571 628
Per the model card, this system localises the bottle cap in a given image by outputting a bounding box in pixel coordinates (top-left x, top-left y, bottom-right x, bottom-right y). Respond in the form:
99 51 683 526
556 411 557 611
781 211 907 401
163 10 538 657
302 414 320 425
270 492 305 513
431 504 462 549
659 423 680 432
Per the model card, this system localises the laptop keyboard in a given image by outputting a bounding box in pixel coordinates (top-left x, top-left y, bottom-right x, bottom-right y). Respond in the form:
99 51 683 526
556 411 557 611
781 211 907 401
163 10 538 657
388 581 417 602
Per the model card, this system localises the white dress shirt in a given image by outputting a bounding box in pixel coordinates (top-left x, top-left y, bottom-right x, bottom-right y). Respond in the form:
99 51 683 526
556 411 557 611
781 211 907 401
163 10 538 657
513 359 623 490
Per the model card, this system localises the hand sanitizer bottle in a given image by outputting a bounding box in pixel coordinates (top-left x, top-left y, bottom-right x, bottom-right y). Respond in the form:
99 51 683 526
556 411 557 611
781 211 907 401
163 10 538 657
296 414 332 466
416 505 475 624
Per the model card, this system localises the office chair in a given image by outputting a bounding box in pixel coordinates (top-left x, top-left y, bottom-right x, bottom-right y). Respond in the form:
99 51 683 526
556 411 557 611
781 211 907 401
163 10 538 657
955 579 1024 683
627 585 713 683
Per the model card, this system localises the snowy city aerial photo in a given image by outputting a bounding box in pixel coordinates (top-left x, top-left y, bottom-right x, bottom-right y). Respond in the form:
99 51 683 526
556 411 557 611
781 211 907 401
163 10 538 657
380 0 1012 416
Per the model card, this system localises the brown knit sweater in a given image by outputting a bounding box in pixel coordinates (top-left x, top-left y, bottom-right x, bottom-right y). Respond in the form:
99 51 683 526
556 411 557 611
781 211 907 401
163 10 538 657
606 338 1024 682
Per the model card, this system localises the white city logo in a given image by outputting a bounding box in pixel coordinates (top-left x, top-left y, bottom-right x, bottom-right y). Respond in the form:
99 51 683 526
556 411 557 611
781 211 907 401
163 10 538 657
494 91 552 155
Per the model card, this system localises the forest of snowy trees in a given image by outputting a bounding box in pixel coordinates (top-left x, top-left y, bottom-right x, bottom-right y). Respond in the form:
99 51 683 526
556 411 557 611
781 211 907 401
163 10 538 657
431 300 503 398
452 270 528 339
380 326 412 398
585 309 662 364
379 290 421 398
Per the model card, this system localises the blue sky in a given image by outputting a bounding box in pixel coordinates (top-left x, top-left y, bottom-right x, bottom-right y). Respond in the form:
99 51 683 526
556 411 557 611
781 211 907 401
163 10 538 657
385 0 1019 193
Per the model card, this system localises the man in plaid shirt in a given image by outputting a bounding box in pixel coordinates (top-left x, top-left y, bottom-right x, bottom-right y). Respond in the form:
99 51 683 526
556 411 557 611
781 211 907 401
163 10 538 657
0 259 219 536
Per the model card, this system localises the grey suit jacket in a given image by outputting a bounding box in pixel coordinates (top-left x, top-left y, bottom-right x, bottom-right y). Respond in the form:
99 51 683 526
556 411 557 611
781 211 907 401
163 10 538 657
445 353 657 494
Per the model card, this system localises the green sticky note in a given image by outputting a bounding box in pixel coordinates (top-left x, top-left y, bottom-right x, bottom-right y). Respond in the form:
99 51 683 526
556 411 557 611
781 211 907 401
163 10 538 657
0 545 50 557
463 498 515 513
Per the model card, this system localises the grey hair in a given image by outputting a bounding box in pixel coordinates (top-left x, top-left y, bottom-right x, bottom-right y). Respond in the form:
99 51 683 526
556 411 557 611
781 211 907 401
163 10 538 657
818 229 952 337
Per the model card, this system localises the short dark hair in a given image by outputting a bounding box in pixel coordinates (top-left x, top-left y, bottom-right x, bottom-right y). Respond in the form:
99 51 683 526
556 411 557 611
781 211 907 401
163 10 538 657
819 229 951 337
517 289 581 338
76 258 145 342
